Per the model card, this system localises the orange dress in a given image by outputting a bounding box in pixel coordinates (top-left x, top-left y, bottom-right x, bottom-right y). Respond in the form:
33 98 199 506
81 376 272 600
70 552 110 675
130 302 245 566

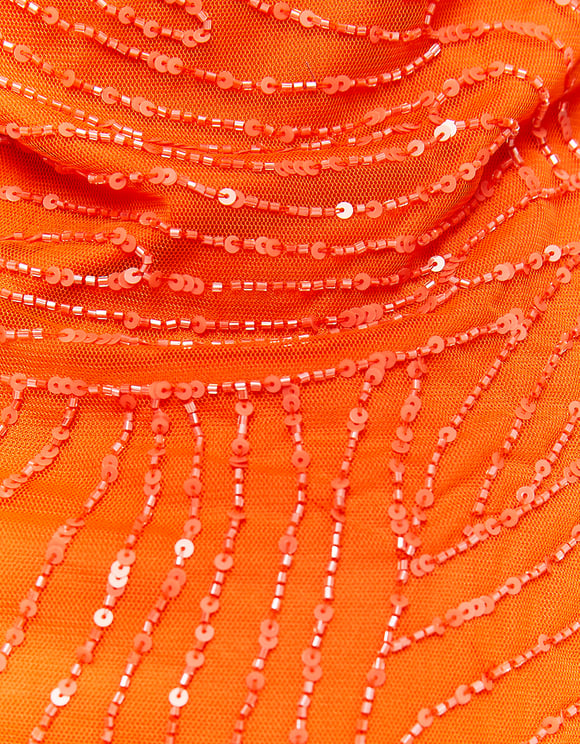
0 0 579 742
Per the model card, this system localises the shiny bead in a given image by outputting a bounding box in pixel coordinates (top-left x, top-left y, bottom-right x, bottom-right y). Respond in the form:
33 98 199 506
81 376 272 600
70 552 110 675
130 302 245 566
50 688 70 707
260 77 278 95
272 1 290 20
218 188 237 206
194 624 214 643
174 538 194 558
168 687 189 707
42 6 59 23
336 201 354 219
365 201 383 219
94 608 114 627
434 119 457 141
118 6 135 23
185 649 205 667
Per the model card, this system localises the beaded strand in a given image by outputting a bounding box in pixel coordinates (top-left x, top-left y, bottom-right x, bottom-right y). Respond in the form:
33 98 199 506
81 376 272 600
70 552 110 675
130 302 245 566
389 522 580 657
288 371 378 744
356 321 580 741
162 385 252 744
0 401 134 677
398 608 580 743
228 383 310 743
0 393 78 499
101 395 204 741
28 400 166 743
409 327 580 581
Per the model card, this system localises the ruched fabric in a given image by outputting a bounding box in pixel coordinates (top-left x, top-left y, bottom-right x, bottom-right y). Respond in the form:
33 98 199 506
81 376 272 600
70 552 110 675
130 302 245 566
0 1 579 743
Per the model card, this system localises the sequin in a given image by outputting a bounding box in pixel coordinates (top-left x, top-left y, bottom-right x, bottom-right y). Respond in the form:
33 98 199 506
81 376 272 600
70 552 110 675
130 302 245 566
336 201 354 219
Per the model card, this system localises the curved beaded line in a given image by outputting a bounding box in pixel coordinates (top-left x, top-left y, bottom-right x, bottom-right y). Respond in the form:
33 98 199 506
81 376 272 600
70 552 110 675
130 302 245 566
352 365 424 740
0 217 575 316
3 0 441 94
0 401 134 675
0 47 446 149
238 0 435 44
0 9 574 241
0 230 153 289
386 522 580 659
2 88 573 235
5 151 572 288
0 230 446 296
7 50 551 177
0 311 567 411
397 613 580 743
408 327 580 581
16 125 514 221
357 328 526 736
25 3 445 95
28 400 166 743
429 19 575 79
558 100 580 160
9 0 577 99
0 232 575 344
411 329 523 536
0 18 570 147
355 321 580 739
43 116 507 187
5 128 575 264
0 394 78 499
88 0 212 49
0 172 502 264
403 311 535 565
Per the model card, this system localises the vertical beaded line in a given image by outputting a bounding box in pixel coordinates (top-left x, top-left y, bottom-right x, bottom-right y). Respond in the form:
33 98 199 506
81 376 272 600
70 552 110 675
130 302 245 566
163 382 252 743
354 358 428 744
0 389 79 499
390 358 427 582
27 399 167 744
229 383 310 744
358 319 523 739
102 391 204 742
0 396 135 681
98 399 170 743
413 309 531 525
288 367 380 744
406 290 571 525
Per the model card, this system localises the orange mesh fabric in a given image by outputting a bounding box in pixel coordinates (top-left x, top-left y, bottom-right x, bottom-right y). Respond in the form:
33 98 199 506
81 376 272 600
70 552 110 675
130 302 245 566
0 1 579 743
